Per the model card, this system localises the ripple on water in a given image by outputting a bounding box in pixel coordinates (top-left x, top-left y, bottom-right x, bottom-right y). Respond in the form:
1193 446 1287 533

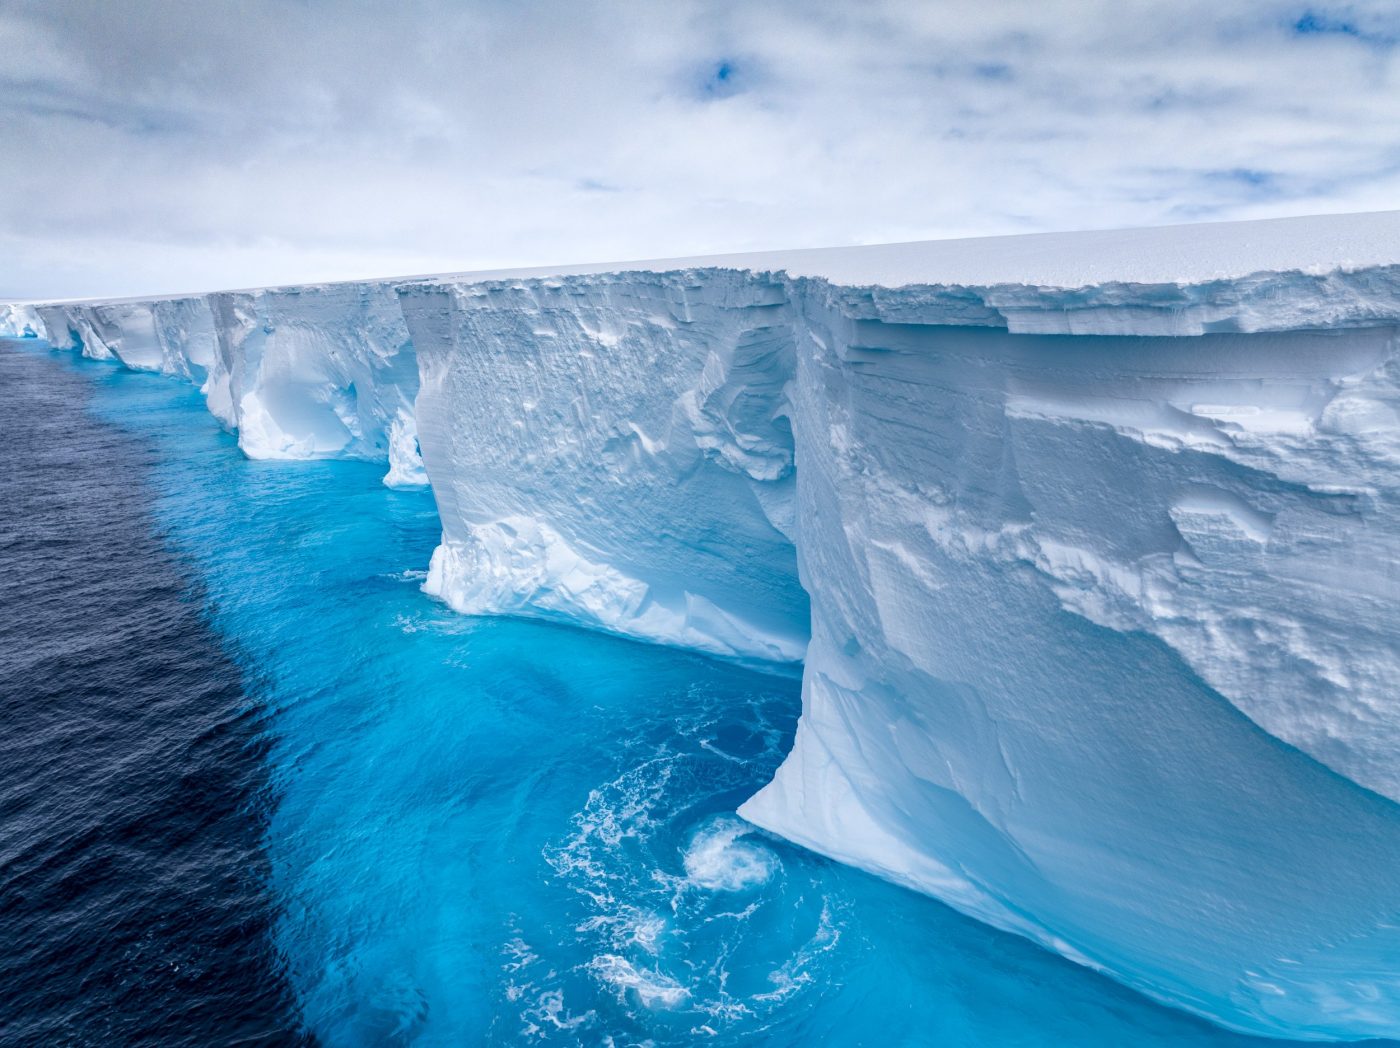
522 700 846 1042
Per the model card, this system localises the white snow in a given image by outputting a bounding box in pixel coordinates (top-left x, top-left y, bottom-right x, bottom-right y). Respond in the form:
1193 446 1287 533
204 284 420 477
22 284 424 487
11 210 1400 1041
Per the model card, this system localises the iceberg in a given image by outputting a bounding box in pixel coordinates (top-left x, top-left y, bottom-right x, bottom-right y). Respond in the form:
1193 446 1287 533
12 210 1400 1040
742 284 1400 1042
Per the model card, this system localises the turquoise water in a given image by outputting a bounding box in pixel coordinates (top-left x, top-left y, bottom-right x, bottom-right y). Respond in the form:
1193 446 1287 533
57 346 1303 1045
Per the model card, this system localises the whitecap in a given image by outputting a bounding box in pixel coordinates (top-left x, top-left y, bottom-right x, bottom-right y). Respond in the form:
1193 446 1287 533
682 816 779 892
589 954 690 1009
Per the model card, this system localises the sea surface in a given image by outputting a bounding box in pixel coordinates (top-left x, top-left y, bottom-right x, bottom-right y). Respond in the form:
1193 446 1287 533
0 337 1337 1045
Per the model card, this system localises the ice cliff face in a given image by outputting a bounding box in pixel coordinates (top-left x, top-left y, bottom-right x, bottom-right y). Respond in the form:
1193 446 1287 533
743 282 1400 1041
205 284 425 485
12 211 1400 1040
28 286 427 488
34 297 218 380
401 270 807 664
0 304 40 339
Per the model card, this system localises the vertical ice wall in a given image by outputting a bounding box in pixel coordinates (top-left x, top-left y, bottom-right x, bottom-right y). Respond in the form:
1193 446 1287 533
34 297 230 419
29 286 427 488
740 280 1400 1040
399 271 809 663
206 283 426 485
396 261 1400 1037
0 304 41 339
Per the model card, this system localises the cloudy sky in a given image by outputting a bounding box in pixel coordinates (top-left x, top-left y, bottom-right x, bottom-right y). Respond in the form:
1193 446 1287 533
3 0 1399 299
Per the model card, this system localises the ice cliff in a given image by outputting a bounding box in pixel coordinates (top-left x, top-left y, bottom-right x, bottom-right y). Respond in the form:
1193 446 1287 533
403 269 808 664
10 210 1400 1041
27 285 426 487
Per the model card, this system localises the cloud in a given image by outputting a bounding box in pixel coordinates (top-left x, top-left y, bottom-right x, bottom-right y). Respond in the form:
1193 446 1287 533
1 0 1399 298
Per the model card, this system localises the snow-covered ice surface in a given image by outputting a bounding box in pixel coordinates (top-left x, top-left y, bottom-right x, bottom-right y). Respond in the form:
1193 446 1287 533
14 210 1400 1040
205 284 424 483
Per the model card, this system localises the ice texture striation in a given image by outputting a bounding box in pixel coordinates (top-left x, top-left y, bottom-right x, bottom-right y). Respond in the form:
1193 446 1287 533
13 210 1400 1040
204 284 423 483
401 270 808 664
741 282 1400 1042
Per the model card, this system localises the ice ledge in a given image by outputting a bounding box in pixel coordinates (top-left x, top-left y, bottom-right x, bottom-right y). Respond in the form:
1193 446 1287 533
390 210 1400 339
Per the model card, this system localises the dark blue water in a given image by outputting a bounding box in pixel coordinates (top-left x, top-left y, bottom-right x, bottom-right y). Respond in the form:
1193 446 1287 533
0 343 303 1045
0 337 1328 1045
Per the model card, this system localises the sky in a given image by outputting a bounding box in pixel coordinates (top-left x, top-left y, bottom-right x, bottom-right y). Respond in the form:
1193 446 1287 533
2 0 1400 299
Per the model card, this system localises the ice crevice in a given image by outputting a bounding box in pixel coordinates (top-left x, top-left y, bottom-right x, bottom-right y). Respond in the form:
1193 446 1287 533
11 211 1400 1041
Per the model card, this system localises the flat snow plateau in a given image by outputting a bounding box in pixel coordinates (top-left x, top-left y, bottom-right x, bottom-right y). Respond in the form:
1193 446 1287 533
8 210 1400 1041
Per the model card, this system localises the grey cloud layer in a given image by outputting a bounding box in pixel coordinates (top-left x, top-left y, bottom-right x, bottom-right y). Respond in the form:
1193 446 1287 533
3 0 1399 298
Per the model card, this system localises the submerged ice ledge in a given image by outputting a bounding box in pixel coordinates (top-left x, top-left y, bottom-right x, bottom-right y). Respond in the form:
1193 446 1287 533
9 211 1400 1041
